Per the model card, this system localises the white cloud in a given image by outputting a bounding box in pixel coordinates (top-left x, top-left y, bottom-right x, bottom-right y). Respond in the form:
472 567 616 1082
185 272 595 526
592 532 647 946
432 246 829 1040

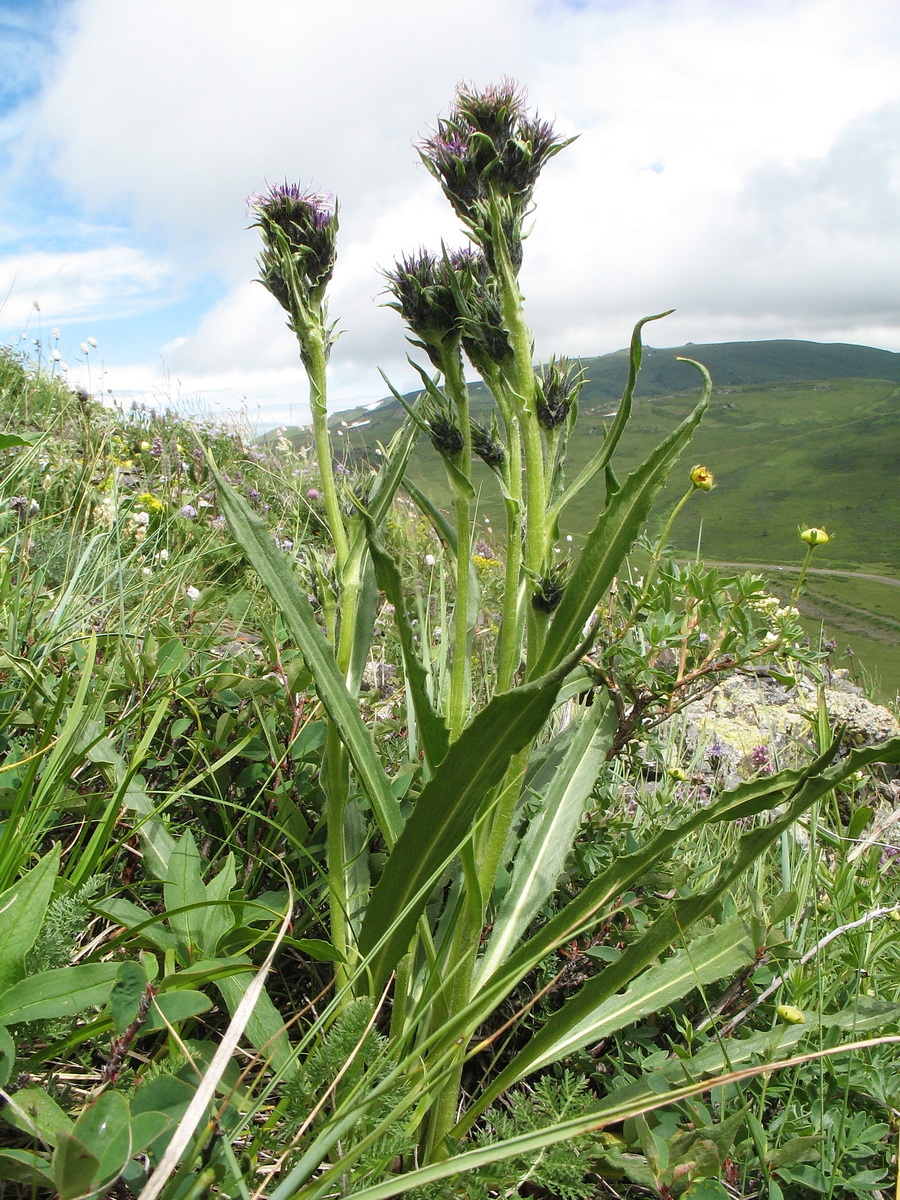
3 0 899 416
0 245 173 325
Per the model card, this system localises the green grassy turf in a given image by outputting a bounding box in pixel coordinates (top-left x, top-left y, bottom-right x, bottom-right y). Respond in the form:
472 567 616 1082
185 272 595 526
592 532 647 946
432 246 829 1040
298 361 900 700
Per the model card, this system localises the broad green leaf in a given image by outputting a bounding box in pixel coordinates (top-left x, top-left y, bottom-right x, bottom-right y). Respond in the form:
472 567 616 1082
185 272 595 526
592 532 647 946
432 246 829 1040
0 1026 13 1087
72 1091 132 1181
682 1181 730 1200
532 363 711 679
163 832 207 962
52 1131 100 1200
110 960 147 1033
0 1148 56 1187
216 967 294 1076
358 657 578 990
199 853 237 957
207 459 402 843
92 896 177 951
0 432 36 448
516 918 755 1076
478 696 617 981
1 1084 73 1145
0 962 120 1026
0 844 60 995
141 989 213 1032
363 514 450 771
127 1111 172 1155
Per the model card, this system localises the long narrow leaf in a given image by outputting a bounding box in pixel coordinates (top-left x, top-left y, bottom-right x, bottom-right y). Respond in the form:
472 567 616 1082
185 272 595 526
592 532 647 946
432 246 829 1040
519 917 755 1074
550 310 674 522
357 656 582 990
461 736 900 1122
477 697 617 981
208 459 402 843
532 362 711 679
363 516 450 771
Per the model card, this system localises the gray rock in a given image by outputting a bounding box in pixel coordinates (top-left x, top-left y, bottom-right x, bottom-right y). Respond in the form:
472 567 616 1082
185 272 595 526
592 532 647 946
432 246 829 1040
674 670 899 788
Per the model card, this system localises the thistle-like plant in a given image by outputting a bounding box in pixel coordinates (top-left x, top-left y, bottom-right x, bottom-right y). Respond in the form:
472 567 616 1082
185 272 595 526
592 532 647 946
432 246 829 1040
200 81 900 1198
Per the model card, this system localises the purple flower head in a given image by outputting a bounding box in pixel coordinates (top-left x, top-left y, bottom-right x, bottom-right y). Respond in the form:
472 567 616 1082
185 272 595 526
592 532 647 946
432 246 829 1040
150 436 164 458
179 504 197 519
306 487 320 501
211 514 227 530
247 487 261 501
419 81 573 269
247 181 335 225
249 181 338 315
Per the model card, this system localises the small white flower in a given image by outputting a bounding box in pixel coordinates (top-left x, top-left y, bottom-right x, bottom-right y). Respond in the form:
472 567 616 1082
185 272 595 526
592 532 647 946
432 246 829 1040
425 553 436 567
52 328 60 339
141 567 152 577
186 585 201 601
80 342 89 355
60 362 69 372
156 548 169 562
197 498 211 508
87 336 97 348
50 349 60 362
133 510 150 526
566 534 573 542
433 627 442 640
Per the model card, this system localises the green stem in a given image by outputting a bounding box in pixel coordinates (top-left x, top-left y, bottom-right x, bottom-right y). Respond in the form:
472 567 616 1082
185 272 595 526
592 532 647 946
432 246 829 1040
304 328 349 572
619 484 697 642
491 211 547 672
324 720 351 995
442 349 473 741
791 544 815 602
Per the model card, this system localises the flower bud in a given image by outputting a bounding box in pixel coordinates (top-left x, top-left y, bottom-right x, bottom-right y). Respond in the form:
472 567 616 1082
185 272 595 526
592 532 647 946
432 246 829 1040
775 1004 806 1025
799 527 830 545
536 357 585 429
690 465 714 491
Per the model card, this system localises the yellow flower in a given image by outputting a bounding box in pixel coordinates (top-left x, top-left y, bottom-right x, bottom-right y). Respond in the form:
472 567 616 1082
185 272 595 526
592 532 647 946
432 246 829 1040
799 527 830 546
137 491 165 512
690 464 713 491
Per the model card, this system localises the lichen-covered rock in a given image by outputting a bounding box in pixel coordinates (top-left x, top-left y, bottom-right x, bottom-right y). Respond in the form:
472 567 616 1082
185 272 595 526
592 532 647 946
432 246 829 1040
675 670 899 788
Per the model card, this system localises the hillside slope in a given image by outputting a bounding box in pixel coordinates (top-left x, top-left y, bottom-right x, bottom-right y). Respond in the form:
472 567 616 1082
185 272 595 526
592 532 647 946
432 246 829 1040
322 338 900 432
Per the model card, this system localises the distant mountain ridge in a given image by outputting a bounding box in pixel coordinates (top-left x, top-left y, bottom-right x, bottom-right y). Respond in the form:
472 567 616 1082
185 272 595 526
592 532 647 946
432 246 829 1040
329 338 900 427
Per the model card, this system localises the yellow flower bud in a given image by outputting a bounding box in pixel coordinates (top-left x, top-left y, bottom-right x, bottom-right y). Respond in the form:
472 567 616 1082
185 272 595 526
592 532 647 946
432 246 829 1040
799 527 830 545
775 1003 806 1025
690 464 713 491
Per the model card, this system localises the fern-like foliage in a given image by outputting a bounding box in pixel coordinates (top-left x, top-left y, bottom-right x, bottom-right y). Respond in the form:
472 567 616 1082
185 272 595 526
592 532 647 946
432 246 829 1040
275 999 414 1178
408 1071 604 1199
26 874 108 973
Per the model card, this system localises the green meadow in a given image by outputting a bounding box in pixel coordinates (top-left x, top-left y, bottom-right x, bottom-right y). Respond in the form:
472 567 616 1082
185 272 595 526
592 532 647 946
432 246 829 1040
323 364 900 699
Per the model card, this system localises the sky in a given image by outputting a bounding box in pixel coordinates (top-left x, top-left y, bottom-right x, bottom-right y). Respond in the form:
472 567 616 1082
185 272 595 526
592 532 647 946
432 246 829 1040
1 0 899 431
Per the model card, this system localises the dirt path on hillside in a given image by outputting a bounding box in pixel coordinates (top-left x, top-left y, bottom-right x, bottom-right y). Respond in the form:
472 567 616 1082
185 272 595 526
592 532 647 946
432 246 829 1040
705 562 900 590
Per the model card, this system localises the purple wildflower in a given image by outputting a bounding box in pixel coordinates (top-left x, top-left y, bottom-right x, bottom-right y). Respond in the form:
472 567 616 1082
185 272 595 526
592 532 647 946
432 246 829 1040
150 436 164 458
751 745 773 775
211 514 227 530
179 504 197 519
249 181 339 317
306 488 320 501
